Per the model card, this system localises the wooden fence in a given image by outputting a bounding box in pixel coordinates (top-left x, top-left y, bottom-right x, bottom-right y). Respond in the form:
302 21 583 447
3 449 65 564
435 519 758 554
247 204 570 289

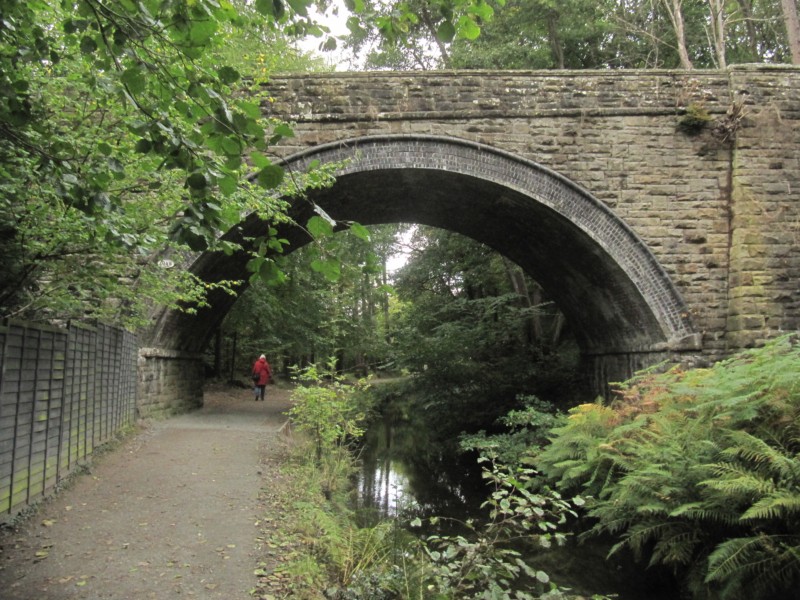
0 320 137 519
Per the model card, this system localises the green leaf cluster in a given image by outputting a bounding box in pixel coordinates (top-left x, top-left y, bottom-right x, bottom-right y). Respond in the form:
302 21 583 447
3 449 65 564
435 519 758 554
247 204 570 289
0 0 324 326
414 458 592 599
389 227 579 441
343 0 790 70
288 358 374 464
536 335 800 600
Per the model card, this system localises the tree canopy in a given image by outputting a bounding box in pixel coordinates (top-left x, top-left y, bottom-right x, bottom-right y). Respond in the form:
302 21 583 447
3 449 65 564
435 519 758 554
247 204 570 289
0 0 329 326
341 0 797 69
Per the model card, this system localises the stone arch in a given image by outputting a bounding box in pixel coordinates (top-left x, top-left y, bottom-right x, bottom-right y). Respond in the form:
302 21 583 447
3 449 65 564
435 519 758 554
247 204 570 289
145 135 698 366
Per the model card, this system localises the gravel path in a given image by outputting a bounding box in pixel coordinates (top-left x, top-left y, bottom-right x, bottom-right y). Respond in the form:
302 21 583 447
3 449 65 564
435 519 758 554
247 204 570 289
0 384 293 600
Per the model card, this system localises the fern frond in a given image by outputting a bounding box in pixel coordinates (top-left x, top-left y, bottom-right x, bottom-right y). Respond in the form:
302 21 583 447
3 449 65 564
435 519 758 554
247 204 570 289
669 501 739 526
741 491 800 522
650 529 702 567
721 430 797 479
705 536 773 584
581 515 634 540
706 535 800 600
700 467 776 497
613 520 681 559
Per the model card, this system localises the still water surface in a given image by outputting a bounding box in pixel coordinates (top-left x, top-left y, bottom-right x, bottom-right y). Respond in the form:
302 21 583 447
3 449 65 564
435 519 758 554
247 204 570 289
354 406 679 600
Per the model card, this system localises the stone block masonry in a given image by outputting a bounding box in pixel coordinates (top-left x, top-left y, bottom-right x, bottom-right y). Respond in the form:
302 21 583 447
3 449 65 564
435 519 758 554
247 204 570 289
262 66 800 356
137 348 204 419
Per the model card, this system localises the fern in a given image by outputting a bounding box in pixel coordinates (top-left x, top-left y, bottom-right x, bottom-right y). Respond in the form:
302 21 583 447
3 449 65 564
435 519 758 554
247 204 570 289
741 491 800 521
700 466 777 497
650 529 703 567
706 535 800 599
537 334 800 599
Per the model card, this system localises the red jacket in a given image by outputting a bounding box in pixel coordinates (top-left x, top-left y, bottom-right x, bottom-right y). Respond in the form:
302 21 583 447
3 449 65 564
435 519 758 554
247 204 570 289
252 357 272 385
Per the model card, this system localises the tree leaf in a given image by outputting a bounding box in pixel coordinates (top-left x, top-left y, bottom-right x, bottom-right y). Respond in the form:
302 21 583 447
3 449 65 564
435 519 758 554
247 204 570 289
120 67 146 95
256 165 284 189
238 100 262 119
306 215 334 238
286 0 311 18
348 222 370 242
219 174 237 196
187 172 208 190
310 257 341 282
437 21 455 43
217 66 240 85
79 35 97 54
456 16 481 41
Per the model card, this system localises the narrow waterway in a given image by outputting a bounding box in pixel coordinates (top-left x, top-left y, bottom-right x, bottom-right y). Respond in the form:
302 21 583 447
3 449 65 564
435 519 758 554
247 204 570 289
354 400 680 600
354 409 486 528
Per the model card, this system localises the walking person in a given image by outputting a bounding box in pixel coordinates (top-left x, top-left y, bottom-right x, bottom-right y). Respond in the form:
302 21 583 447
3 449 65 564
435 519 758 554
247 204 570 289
251 354 272 401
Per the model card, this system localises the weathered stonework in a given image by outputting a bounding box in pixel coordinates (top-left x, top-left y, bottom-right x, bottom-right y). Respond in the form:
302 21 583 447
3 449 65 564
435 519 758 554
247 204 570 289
137 349 203 418
257 66 800 356
143 66 800 396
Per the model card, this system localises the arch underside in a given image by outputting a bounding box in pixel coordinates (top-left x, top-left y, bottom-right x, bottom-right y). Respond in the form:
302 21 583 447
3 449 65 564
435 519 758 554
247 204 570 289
146 136 697 359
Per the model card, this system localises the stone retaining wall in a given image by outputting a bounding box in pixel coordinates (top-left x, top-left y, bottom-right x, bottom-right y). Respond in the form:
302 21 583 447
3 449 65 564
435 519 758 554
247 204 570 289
137 349 204 418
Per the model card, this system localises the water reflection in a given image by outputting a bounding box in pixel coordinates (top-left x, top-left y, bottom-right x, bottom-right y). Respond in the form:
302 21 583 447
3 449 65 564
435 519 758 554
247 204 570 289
354 406 680 600
355 410 486 528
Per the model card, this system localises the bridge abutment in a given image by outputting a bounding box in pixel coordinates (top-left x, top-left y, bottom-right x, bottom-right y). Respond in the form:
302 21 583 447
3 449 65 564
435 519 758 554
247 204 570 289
137 349 204 418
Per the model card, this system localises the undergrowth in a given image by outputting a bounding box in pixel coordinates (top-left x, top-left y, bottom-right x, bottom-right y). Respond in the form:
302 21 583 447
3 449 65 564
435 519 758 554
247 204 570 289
268 361 605 599
536 334 800 600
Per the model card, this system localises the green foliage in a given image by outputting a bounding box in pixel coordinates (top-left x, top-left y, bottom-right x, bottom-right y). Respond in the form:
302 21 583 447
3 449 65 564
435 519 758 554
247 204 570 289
341 0 506 68
460 396 566 466
679 103 714 135
390 227 580 441
287 443 598 599
220 223 397 379
0 0 330 325
414 457 591 599
344 0 791 70
288 358 374 465
536 335 800 600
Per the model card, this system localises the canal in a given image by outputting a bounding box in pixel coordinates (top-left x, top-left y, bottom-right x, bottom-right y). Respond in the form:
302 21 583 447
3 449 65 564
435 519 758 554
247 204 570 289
353 395 680 600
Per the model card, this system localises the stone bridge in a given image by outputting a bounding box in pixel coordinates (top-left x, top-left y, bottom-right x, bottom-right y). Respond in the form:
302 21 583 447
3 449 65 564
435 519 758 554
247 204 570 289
140 66 800 413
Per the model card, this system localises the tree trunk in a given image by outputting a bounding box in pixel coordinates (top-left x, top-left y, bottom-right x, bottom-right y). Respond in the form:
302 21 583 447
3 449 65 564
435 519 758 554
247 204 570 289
501 258 542 343
662 0 694 69
551 313 565 347
546 10 565 69
707 0 727 68
228 331 237 383
381 257 390 339
737 0 761 58
213 327 222 378
420 6 452 68
783 0 800 63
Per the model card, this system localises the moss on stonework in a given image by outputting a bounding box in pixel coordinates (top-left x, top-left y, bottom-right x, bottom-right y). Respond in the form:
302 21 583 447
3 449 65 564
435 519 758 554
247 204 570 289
678 102 713 135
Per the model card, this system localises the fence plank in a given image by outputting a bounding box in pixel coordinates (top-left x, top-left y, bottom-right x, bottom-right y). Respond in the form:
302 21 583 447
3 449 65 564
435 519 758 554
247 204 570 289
0 320 137 519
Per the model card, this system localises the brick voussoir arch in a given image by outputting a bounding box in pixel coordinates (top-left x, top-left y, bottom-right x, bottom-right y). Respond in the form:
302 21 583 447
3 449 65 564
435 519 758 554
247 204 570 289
145 134 699 358
278 134 698 355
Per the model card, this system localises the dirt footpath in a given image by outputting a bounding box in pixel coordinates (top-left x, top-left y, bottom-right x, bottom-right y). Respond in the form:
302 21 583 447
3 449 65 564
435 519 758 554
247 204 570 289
0 384 293 600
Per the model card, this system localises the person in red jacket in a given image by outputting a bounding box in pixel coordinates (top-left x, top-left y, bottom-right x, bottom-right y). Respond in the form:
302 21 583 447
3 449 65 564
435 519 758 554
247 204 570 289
251 354 272 401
